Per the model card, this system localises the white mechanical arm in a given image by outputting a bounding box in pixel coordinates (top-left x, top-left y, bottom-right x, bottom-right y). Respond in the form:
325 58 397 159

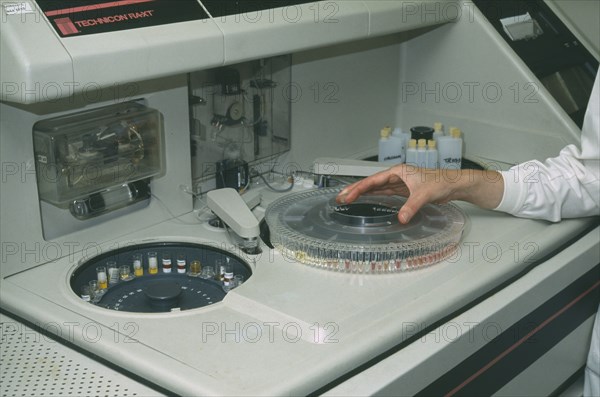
206 188 260 240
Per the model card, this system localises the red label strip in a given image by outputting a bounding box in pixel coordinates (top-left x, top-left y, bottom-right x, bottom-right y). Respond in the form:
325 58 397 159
45 0 156 17
54 17 79 35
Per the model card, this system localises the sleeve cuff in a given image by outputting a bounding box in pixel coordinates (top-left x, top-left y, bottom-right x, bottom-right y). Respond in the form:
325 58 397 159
493 169 527 215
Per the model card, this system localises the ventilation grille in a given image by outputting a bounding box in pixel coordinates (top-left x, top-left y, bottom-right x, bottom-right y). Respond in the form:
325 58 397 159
0 314 163 397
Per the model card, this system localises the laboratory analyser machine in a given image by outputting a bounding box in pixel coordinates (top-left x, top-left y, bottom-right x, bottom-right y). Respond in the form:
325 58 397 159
1 0 599 396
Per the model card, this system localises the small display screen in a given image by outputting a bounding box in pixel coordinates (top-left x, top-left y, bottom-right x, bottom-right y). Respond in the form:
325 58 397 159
35 0 209 37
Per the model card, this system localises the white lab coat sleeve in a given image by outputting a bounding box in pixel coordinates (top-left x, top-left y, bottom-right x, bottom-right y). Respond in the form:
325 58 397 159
494 72 600 222
495 73 600 397
584 305 600 397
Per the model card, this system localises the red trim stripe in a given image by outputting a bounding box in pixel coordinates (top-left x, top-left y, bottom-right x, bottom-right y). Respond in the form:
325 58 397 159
44 0 155 17
445 279 600 397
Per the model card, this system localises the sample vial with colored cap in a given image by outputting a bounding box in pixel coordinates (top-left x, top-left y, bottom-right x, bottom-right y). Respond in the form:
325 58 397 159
433 122 444 142
417 139 427 168
405 139 418 167
426 140 439 169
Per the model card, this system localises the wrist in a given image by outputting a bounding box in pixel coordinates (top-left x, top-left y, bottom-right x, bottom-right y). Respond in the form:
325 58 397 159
450 170 504 209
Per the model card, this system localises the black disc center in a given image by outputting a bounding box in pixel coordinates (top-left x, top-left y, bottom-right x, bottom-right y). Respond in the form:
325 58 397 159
329 202 399 227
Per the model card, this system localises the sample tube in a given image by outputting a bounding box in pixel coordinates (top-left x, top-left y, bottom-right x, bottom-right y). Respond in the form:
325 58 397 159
162 253 172 273
132 253 143 277
200 265 215 279
148 252 158 274
88 280 100 302
223 263 234 291
119 265 132 281
96 266 108 290
189 260 202 276
80 285 91 302
214 259 225 281
107 261 119 285
177 254 186 274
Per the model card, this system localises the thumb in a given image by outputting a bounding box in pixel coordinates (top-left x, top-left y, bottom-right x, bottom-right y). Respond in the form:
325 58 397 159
398 207 413 224
398 195 428 224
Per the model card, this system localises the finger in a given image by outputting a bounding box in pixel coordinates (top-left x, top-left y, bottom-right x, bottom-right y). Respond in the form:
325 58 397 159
344 178 410 202
398 192 430 224
337 170 399 203
336 181 361 203
359 187 410 197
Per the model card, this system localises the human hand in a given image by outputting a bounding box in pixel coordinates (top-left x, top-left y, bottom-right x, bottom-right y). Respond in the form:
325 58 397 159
336 165 503 224
336 164 457 224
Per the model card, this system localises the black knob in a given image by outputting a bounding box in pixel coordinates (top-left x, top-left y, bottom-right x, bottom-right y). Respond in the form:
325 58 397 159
144 281 182 311
410 126 434 141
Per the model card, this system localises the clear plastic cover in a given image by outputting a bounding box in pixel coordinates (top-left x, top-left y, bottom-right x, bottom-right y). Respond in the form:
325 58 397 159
33 102 164 207
265 188 467 273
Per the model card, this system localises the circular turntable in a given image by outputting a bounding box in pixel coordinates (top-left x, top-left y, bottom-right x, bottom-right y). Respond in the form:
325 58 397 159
70 243 251 312
265 188 467 273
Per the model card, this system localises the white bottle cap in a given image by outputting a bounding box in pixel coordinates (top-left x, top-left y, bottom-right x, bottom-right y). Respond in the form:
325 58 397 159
392 127 403 136
450 127 462 138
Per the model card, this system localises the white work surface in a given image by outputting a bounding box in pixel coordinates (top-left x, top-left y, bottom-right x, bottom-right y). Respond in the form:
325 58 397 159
0 184 595 396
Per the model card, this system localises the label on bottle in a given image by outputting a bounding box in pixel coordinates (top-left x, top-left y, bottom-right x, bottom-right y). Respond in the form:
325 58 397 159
383 154 403 161
441 157 462 167
177 259 186 273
